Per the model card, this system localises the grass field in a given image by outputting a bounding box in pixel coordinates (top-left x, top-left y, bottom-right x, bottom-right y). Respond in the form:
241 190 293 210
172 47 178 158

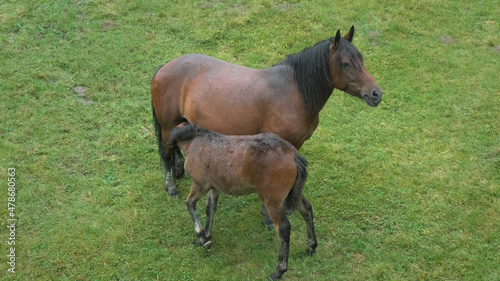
1 0 499 280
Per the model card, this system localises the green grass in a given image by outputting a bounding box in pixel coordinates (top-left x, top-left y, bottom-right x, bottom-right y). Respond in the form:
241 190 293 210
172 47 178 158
1 0 499 280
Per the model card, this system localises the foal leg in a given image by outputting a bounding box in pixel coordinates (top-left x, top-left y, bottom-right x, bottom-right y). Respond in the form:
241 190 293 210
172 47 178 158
205 189 220 240
298 196 317 255
186 183 211 250
265 203 291 280
260 205 275 230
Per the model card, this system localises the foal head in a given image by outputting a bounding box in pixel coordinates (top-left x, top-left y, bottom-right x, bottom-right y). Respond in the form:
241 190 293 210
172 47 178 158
329 26 383 107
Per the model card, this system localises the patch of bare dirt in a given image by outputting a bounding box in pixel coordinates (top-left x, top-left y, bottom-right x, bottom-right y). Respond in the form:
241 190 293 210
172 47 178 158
100 21 120 31
229 4 247 13
493 45 500 54
76 97 93 106
439 35 455 45
199 2 219 9
73 86 87 96
274 3 298 11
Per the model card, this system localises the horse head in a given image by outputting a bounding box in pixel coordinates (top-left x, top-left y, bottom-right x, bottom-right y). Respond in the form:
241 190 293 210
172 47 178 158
329 26 383 107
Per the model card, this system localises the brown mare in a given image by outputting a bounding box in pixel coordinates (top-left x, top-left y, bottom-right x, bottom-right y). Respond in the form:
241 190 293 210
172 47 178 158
167 123 317 280
151 26 383 197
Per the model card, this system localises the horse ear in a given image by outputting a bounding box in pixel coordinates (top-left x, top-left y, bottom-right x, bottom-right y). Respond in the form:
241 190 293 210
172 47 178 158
344 26 354 42
332 30 341 50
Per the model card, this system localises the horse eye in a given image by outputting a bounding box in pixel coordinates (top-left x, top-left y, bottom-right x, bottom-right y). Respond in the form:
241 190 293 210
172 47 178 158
341 62 349 67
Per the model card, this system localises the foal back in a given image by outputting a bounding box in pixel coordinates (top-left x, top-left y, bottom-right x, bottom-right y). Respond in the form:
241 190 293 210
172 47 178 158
185 133 298 199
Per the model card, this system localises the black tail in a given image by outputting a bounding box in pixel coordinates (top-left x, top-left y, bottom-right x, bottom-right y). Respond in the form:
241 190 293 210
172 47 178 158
151 63 166 158
284 152 308 213
152 102 164 155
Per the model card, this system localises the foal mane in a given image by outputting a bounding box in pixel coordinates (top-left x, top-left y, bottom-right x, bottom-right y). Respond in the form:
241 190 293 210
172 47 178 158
276 36 363 113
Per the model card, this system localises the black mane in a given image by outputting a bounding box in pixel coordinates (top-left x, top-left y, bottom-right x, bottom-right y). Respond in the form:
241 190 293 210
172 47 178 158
276 37 363 113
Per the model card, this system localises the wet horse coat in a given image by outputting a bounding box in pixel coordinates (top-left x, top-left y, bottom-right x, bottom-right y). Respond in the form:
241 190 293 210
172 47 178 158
167 124 317 280
152 26 383 197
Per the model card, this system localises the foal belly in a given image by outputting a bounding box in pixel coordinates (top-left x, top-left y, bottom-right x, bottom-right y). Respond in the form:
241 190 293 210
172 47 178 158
210 176 256 196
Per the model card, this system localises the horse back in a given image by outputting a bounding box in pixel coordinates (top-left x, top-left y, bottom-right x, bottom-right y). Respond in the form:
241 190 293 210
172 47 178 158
152 54 315 147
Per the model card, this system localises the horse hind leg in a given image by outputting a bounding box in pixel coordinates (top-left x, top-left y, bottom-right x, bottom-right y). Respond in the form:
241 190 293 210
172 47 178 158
159 140 179 197
153 103 180 197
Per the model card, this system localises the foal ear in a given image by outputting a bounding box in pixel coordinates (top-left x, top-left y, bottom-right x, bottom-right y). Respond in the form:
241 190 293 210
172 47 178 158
332 29 341 50
344 26 354 42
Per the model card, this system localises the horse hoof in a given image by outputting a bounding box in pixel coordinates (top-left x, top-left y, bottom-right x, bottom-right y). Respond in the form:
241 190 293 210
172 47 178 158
173 167 185 179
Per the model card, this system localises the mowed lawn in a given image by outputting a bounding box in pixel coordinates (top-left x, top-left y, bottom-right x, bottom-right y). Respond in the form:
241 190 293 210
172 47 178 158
1 0 499 280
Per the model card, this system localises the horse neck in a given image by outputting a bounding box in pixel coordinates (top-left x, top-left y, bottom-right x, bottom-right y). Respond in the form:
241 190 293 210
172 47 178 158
309 87 334 117
274 41 335 117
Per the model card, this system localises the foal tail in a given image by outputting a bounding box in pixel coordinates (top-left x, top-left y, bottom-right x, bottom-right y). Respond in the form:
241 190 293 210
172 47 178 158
284 152 308 213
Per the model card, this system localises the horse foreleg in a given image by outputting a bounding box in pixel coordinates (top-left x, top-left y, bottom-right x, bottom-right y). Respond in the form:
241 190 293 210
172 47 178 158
205 189 219 240
186 184 211 250
297 196 317 255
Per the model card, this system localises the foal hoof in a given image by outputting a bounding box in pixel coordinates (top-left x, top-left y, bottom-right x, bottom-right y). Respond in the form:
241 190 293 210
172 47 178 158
196 238 212 251
306 248 317 256
202 240 213 251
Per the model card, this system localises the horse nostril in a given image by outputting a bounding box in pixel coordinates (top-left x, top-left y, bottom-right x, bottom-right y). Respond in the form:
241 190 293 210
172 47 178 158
372 90 380 98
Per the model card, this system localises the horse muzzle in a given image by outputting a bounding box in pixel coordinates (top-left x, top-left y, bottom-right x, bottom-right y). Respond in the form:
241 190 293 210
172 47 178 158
362 89 383 107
